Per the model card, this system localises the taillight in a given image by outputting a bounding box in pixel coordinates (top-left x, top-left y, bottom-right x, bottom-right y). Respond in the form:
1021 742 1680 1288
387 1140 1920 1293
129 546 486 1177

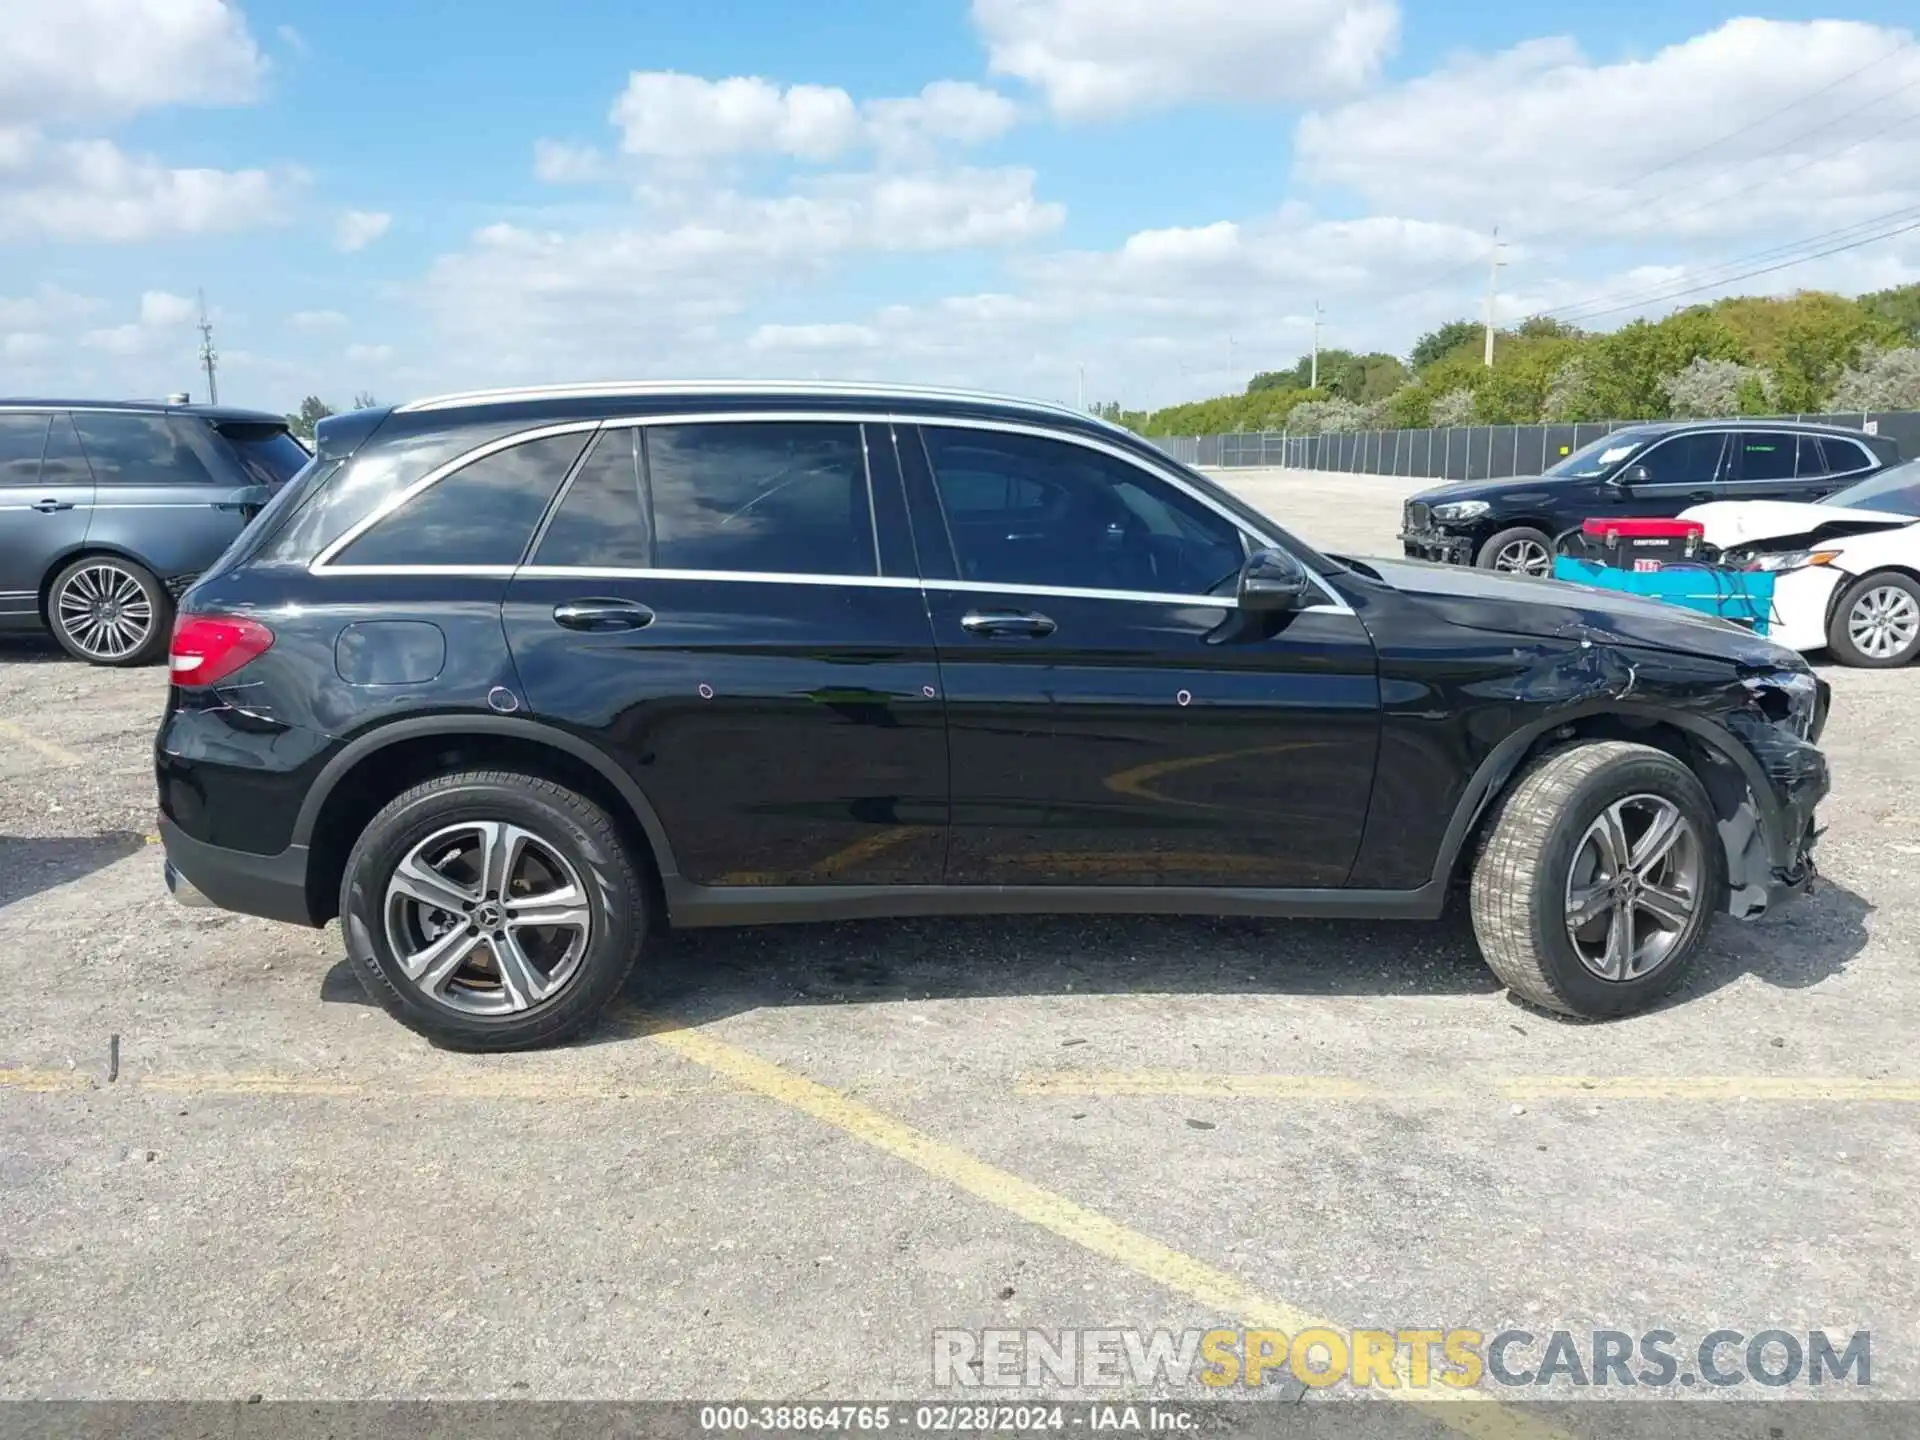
169 614 275 686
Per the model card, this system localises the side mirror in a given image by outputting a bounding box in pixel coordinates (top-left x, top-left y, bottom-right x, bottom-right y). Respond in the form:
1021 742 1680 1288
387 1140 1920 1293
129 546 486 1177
1614 464 1651 489
1237 547 1313 613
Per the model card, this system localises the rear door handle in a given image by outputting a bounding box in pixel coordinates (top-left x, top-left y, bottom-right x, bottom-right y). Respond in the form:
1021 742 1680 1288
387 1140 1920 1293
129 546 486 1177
552 598 656 632
960 608 1056 639
30 499 74 513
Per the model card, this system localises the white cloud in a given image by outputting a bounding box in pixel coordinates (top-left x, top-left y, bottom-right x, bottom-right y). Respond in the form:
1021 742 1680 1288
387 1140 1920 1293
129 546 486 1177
972 0 1399 119
594 72 1020 170
0 0 265 125
533 139 612 184
0 130 288 240
335 208 391 251
1295 20 1920 241
140 290 197 326
345 343 394 364
747 322 882 353
421 167 1064 379
290 309 348 331
866 81 1020 160
276 23 309 56
611 73 862 161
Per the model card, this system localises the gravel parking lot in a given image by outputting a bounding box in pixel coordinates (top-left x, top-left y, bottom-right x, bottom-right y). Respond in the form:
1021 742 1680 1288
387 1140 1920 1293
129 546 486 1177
3 468 1917 1430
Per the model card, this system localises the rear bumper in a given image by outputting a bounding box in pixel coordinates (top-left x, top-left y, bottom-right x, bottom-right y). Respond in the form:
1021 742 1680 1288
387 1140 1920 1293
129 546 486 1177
1400 531 1474 566
157 814 317 926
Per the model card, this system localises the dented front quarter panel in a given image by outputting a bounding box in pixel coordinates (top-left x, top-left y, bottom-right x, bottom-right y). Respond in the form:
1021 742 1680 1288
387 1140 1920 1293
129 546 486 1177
1333 558 1829 912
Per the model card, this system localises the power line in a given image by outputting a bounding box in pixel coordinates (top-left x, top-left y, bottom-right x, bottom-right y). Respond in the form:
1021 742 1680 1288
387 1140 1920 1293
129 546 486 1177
1540 199 1920 321
1546 212 1920 323
1362 39 1920 319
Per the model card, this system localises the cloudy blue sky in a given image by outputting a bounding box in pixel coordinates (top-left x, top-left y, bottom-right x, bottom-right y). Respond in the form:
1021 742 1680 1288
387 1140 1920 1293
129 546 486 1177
3 0 1919 413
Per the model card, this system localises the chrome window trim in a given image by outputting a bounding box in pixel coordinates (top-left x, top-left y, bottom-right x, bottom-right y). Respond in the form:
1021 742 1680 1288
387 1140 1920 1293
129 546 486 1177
925 578 1238 608
310 420 602 573
517 565 921 589
308 408 1348 613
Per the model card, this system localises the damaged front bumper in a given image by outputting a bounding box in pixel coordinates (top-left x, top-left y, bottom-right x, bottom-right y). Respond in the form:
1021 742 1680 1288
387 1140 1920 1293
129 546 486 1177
1712 674 1831 920
1400 529 1475 565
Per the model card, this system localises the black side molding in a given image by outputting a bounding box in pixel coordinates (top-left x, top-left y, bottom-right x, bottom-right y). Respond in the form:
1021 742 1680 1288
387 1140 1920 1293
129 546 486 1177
663 879 1448 928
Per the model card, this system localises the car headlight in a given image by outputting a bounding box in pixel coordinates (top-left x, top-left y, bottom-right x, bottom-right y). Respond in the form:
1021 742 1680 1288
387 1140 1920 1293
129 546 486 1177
1431 500 1490 521
1745 549 1841 573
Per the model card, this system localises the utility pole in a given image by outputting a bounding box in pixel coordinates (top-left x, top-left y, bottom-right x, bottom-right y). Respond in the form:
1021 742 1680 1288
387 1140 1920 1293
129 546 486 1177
1310 301 1323 389
196 289 219 405
1077 362 1086 412
1482 228 1505 368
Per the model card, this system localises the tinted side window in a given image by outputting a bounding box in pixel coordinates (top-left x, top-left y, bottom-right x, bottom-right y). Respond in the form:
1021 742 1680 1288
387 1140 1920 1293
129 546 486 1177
215 424 310 486
1820 437 1872 476
1636 432 1725 485
0 413 49 486
41 413 91 487
922 427 1246 595
72 414 217 486
646 421 875 577
1736 432 1796 482
334 431 589 567
1796 435 1826 478
534 428 651 568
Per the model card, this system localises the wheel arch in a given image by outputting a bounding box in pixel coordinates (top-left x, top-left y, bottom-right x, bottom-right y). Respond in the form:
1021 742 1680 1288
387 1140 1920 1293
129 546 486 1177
294 716 679 925
1431 702 1782 896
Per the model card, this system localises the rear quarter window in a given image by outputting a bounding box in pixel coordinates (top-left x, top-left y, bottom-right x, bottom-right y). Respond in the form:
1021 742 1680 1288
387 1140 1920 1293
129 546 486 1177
215 423 310 486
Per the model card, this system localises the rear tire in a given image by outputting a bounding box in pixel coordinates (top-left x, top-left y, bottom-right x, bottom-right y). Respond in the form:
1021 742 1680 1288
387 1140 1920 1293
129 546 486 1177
1470 741 1723 1018
1826 570 1920 668
340 770 646 1051
46 555 172 667
1475 526 1554 576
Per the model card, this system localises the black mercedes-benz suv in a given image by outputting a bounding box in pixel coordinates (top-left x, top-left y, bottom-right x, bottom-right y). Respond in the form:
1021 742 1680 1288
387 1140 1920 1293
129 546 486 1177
1 398 307 664
157 384 1830 1050
1401 419 1898 575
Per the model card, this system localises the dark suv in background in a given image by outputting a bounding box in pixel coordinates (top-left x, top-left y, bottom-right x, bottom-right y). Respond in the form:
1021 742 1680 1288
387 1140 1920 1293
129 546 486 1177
1401 419 1898 574
155 383 1830 1050
0 399 307 665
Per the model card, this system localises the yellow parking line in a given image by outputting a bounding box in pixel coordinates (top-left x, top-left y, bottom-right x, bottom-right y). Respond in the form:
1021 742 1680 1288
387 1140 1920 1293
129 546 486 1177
640 1014 1563 1440
1018 1071 1920 1103
0 1067 95 1092
0 716 83 768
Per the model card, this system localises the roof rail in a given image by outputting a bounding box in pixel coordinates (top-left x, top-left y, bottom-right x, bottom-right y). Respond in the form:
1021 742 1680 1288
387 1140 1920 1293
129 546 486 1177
392 379 1115 428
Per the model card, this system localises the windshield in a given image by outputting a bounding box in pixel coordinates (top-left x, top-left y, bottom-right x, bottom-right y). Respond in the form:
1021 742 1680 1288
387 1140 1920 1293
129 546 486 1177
1822 459 1920 517
214 422 311 487
1544 431 1656 479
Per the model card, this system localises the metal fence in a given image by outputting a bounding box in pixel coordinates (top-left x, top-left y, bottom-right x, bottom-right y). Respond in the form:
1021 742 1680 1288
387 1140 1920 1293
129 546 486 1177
1149 412 1920 479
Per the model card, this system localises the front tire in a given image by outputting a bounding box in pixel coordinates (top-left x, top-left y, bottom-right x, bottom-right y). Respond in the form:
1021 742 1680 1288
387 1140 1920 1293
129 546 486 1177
1470 741 1723 1018
340 770 646 1051
1826 570 1920 668
1476 526 1554 576
46 555 171 666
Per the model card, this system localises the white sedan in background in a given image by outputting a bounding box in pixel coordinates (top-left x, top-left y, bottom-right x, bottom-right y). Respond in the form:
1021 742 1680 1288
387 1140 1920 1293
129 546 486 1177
1684 459 1920 667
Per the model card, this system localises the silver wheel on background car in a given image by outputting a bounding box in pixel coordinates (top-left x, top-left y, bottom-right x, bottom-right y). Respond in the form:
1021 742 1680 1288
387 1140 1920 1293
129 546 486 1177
383 821 594 1016
1493 538 1552 576
54 563 154 660
1563 794 1703 981
1847 584 1920 661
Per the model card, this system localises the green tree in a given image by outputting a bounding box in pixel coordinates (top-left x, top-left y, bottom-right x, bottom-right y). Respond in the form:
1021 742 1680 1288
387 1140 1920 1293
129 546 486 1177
286 395 334 444
1859 283 1920 345
1410 319 1480 370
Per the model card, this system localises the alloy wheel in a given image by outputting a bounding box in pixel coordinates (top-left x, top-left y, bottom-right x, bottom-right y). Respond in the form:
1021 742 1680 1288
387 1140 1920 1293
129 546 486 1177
1848 585 1920 661
1493 538 1551 576
54 564 153 660
1563 794 1702 981
383 821 594 1016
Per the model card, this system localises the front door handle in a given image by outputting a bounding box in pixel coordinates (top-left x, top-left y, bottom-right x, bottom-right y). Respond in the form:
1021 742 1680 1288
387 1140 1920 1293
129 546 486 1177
961 608 1057 639
552 598 656 632
31 499 74 513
